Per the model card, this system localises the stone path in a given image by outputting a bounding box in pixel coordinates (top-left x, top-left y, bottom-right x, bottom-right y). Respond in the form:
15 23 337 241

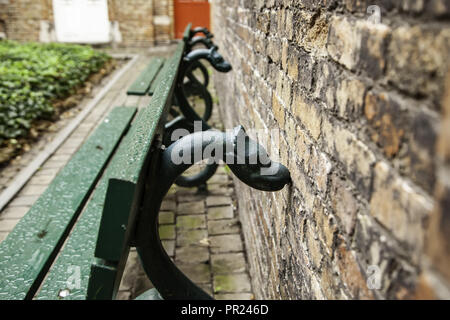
0 46 253 300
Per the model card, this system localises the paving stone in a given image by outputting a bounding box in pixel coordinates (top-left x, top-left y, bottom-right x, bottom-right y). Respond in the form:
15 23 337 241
174 186 198 195
177 201 205 215
119 250 142 292
176 246 210 264
0 232 7 243
159 224 175 240
210 234 243 253
178 194 205 203
159 211 175 224
207 206 234 220
0 206 29 219
199 283 214 297
161 200 176 211
176 215 206 230
56 147 79 155
166 186 178 197
0 219 20 232
65 137 85 146
208 219 240 235
50 154 72 162
8 195 39 207
62 138 84 149
42 160 68 169
178 263 211 284
211 253 247 274
214 273 252 293
206 196 232 207
27 175 55 185
215 293 254 300
116 291 132 300
162 240 175 257
34 168 59 177
207 184 233 195
20 185 47 196
176 229 208 246
208 174 229 184
132 273 153 299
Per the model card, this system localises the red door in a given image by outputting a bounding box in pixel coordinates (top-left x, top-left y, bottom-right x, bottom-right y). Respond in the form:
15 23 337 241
174 0 210 39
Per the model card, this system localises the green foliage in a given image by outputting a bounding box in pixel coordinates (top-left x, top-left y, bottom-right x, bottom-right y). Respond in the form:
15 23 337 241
0 40 110 143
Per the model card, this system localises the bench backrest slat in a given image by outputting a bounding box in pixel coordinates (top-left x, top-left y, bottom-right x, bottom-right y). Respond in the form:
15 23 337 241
126 58 165 96
148 60 168 96
183 23 192 42
0 106 137 300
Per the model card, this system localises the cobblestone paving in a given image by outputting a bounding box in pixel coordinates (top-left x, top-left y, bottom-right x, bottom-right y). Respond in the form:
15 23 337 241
0 46 254 300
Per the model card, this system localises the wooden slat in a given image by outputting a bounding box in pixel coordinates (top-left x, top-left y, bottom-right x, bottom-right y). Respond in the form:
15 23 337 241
126 58 165 96
183 23 192 42
0 106 137 300
148 60 169 96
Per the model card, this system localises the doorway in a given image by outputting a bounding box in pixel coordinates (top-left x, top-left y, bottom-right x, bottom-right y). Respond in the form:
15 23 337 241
53 0 110 44
174 0 210 39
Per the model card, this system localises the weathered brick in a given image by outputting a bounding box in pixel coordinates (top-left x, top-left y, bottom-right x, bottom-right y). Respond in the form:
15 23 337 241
335 243 374 300
370 162 433 254
387 25 450 100
365 90 438 192
322 118 376 197
327 16 361 70
292 89 322 141
328 16 390 77
336 78 366 120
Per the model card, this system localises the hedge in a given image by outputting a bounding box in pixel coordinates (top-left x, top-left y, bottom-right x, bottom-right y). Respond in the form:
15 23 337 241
0 40 110 144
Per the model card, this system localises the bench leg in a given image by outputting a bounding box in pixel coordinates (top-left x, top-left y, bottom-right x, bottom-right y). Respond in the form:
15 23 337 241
135 126 291 300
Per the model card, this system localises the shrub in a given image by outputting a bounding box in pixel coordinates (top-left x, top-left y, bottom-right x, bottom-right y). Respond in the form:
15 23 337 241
0 41 110 144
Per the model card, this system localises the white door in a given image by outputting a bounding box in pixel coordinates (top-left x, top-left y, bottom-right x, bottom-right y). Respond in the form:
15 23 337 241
53 0 110 44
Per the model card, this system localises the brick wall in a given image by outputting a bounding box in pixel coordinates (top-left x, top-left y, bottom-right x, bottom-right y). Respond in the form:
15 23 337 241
152 0 175 43
212 0 450 299
0 0 52 41
109 0 155 47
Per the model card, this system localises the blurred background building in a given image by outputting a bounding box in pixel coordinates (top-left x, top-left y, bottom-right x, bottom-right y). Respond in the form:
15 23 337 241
0 0 211 46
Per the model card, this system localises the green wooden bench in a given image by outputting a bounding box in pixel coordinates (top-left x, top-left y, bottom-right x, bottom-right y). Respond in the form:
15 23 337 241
0 25 291 300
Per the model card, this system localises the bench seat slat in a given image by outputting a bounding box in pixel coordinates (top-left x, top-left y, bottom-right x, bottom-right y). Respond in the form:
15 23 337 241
126 58 165 96
148 60 168 96
0 106 137 300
